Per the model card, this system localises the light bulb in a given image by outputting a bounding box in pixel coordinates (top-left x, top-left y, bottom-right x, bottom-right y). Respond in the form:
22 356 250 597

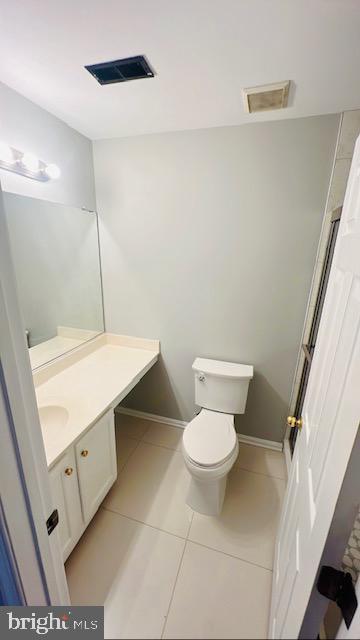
22 152 39 172
44 163 61 179
0 142 14 164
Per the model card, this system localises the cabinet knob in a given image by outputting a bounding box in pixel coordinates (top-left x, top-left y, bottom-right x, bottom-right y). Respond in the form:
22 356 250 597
64 467 73 476
81 449 89 458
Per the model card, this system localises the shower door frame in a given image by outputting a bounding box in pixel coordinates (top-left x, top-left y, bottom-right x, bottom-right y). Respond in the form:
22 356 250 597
287 205 342 458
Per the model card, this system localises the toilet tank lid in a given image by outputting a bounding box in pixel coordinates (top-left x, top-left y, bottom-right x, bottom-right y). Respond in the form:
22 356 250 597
192 358 253 380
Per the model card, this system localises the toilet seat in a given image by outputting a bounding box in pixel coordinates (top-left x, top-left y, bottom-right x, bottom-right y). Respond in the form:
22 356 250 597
183 409 237 468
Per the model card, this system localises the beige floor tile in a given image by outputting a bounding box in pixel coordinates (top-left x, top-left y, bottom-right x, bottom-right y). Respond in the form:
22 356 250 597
103 442 193 538
235 443 287 479
188 467 285 570
66 509 185 639
163 541 272 639
115 430 139 470
142 422 183 450
115 412 152 439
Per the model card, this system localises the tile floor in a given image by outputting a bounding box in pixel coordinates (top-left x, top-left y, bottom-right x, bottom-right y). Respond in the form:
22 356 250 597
66 413 287 639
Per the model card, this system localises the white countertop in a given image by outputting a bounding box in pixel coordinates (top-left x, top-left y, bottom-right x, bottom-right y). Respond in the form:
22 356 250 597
30 326 101 370
30 335 87 370
35 333 159 469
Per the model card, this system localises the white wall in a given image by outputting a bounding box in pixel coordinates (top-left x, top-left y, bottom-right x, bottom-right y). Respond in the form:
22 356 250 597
94 115 340 442
0 81 95 209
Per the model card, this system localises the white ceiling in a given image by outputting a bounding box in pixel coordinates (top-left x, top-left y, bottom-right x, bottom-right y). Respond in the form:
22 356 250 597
1 0 360 140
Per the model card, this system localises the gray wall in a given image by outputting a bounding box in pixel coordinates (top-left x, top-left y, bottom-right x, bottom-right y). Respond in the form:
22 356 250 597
94 115 339 442
4 193 103 346
0 81 96 209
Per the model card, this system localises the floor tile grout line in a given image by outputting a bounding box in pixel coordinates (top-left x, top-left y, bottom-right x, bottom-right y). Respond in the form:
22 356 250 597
118 434 142 442
233 464 287 482
161 511 272 640
142 439 182 453
118 429 182 453
72 417 281 637
123 435 181 453
160 537 188 639
141 421 154 441
101 505 188 543
102 503 273 574
187 538 273 573
115 435 182 474
100 498 190 640
140 420 183 451
139 421 183 436
120 434 286 480
119 433 286 479
116 437 142 476
186 510 194 541
115 422 277 575
119 422 286 481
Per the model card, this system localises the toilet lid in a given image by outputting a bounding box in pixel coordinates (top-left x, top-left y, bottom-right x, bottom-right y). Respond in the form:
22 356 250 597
183 409 237 467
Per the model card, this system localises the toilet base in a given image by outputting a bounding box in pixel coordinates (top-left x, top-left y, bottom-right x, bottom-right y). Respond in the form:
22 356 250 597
186 474 228 516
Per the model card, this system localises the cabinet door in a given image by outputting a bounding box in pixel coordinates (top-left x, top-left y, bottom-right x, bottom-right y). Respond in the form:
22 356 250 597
75 410 117 524
49 448 84 562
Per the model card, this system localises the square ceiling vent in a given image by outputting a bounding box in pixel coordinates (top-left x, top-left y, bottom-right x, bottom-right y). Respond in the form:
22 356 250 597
85 55 155 85
243 81 290 113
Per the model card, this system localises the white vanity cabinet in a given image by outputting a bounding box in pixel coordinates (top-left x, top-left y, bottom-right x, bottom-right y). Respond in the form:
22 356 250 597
48 409 117 561
75 410 117 523
49 448 83 561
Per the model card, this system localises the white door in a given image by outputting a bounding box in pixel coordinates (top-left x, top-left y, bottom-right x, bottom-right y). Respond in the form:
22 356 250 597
76 410 117 523
270 137 360 638
49 449 84 561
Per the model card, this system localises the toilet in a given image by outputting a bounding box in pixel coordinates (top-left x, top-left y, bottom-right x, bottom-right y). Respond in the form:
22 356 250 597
182 357 253 516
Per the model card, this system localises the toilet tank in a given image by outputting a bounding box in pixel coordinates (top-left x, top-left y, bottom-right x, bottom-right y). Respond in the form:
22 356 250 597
193 357 253 414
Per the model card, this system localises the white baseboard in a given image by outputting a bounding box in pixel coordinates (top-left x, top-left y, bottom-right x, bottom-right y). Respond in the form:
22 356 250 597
237 433 283 452
116 406 283 452
115 406 188 429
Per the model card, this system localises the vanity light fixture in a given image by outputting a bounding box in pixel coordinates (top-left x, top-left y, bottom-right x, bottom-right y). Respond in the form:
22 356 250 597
0 142 60 181
22 151 40 172
0 142 15 165
44 163 61 180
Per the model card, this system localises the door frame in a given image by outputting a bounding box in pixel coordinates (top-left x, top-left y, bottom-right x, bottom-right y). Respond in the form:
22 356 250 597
283 111 343 467
0 181 69 605
271 135 360 637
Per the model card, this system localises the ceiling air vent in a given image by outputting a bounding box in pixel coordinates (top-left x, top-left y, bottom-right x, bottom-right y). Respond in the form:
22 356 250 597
243 81 290 113
85 55 155 85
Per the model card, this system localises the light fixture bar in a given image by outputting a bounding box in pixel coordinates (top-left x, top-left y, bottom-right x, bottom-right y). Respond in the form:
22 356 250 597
0 143 60 181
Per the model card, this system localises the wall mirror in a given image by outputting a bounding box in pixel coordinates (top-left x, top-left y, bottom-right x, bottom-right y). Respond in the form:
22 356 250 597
4 192 104 369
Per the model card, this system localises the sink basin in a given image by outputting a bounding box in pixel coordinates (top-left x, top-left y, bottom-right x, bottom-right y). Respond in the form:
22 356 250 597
38 405 69 432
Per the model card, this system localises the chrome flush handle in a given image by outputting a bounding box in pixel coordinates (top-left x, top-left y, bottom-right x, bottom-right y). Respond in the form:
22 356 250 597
198 372 206 382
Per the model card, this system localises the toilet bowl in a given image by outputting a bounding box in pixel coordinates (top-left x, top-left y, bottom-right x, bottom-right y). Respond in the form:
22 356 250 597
182 409 239 515
182 357 253 516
